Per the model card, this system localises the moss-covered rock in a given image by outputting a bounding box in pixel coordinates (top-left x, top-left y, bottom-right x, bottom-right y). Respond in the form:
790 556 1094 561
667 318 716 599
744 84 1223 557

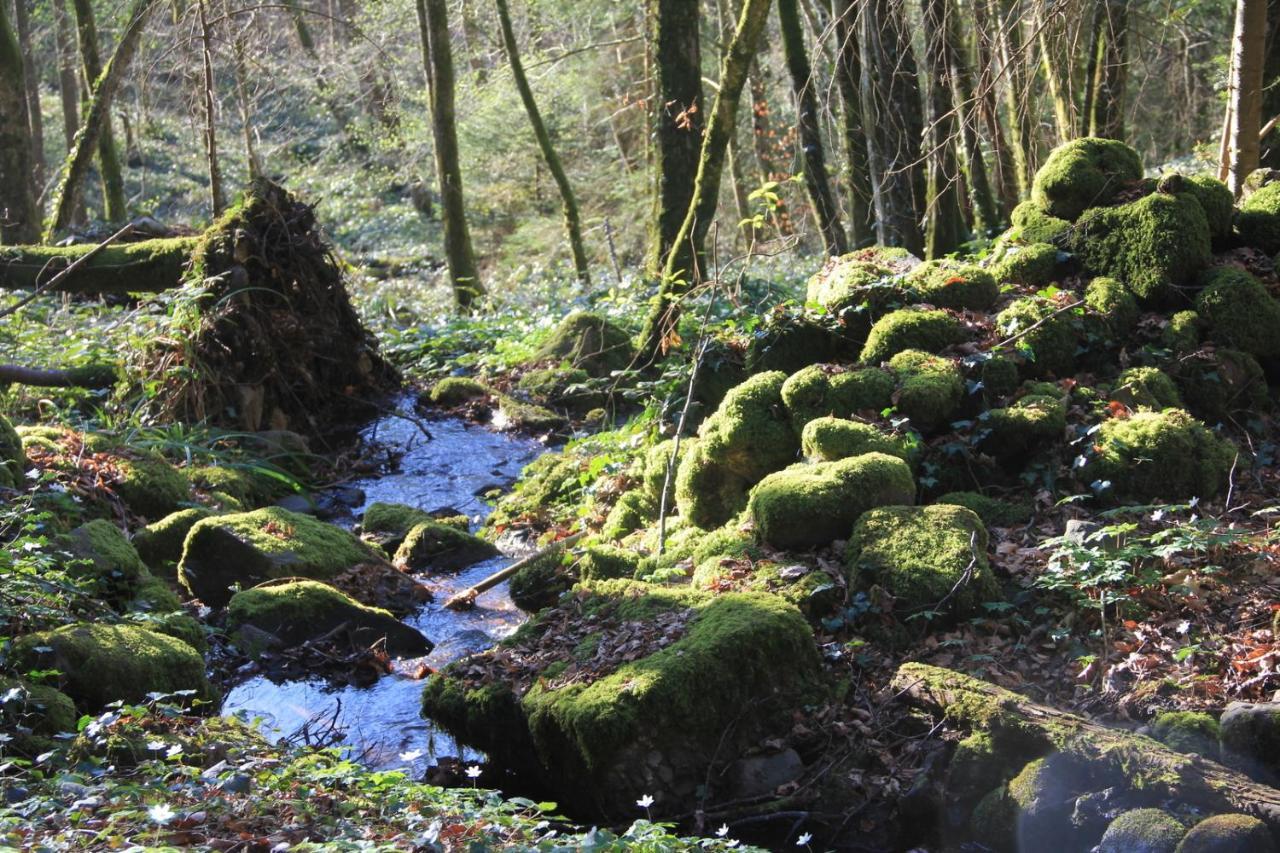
1073 192 1212 303
1085 276 1139 337
0 413 27 489
1163 311 1203 354
1219 701 1280 781
743 310 848 375
904 259 1000 311
781 364 897 428
179 507 382 607
115 454 191 518
805 246 918 320
1172 349 1269 422
1009 200 1071 244
227 580 430 657
848 504 998 618
980 392 1067 463
934 491 1031 526
534 311 635 378
11 623 210 711
488 452 584 528
576 545 644 582
970 784 1018 849
1179 174 1234 247
508 548 572 613
995 296 1079 377
859 308 966 365
945 731 1009 807
887 349 965 432
394 519 498 572
800 417 915 464
518 367 603 413
1195 267 1280 359
430 376 491 406
600 491 656 542
1151 710 1221 758
187 465 276 508
0 678 78 754
1098 808 1186 853
496 395 568 433
979 355 1022 401
133 508 215 572
749 453 915 550
1236 180 1280 254
692 556 839 619
1175 814 1277 853
359 502 432 552
637 439 690 509
1004 753 1090 849
674 372 799 529
1031 137 1144 221
1111 367 1181 411
1088 409 1236 502
990 242 1062 287
61 519 148 603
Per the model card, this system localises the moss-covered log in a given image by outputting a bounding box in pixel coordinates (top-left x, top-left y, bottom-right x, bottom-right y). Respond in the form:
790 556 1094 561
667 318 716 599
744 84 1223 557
0 238 197 293
891 662 1280 832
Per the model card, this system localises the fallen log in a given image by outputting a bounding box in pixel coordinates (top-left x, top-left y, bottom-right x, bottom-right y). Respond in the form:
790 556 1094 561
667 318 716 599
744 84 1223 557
0 237 198 293
891 662 1280 831
443 531 585 610
0 364 117 388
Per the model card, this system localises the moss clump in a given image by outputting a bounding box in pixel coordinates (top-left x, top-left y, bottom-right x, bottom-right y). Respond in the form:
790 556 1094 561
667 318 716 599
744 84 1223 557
116 454 191 518
995 296 1079 378
11 623 210 711
887 350 964 433
800 417 915 464
749 453 915 550
848 505 998 618
991 241 1061 288
1236 180 1280 253
805 246 918 318
600 491 656 542
970 784 1017 848
1163 311 1202 354
576 545 643 581
430 376 491 406
0 413 27 489
781 364 896 429
1219 701 1280 780
904 259 1000 311
743 310 847 375
395 520 498 572
1009 200 1072 244
1098 808 1186 853
534 311 635 377
0 679 78 754
1179 174 1234 246
517 367 602 413
1085 276 1139 337
227 580 430 656
61 519 148 603
509 548 571 613
488 452 584 528
1151 710 1221 758
1031 137 1144 221
1175 814 1277 853
179 507 381 607
1088 409 1236 502
639 439 690 508
1195 267 1280 359
980 355 1021 401
1172 349 1269 422
133 508 215 572
692 557 839 619
946 731 1009 807
496 395 568 433
360 502 432 551
859 308 966 365
1073 192 1212 303
935 491 1030 526
674 372 799 529
1111 367 1181 411
980 393 1067 463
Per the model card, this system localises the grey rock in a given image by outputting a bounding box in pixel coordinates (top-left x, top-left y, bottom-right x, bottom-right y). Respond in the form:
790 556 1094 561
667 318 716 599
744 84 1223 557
727 748 804 799
1221 701 1280 783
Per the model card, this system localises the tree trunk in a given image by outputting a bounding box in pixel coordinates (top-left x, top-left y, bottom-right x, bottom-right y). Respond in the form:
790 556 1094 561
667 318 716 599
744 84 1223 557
1258 0 1280 167
944 0 1001 232
779 0 848 255
13 0 45 196
1037 5 1077 143
70 0 128 224
286 0 355 133
0 237 198 292
831 0 875 247
47 0 159 240
994 0 1035 192
1229 0 1268 195
495 0 590 283
971 0 1019 213
229 17 264 180
0 0 39 244
52 0 80 151
922 0 968 257
646 0 704 274
1086 0 1129 139
416 0 483 310
197 0 225 217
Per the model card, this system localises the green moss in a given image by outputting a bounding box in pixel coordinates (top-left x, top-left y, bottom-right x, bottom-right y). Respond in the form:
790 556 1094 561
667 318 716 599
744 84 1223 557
1163 311 1202 354
743 310 847 375
430 376 491 406
0 413 26 488
1172 349 1269 422
600 491 656 542
227 580 429 656
576 545 643 581
805 246 917 318
692 557 839 619
1031 137 1144 221
995 296 1079 377
991 242 1062 287
1098 808 1186 853
116 454 191 518
1008 200 1071 243
394 520 498 572
781 364 896 429
946 731 1009 806
179 507 381 607
980 355 1021 401
1219 702 1280 779
1236 180 1280 253
1175 814 1276 853
535 311 635 378
749 453 915 550
887 350 965 433
980 393 1067 462
639 439 690 507
848 504 998 618
1088 409 1236 502
517 367 601 412
1085 276 1139 337
934 492 1031 526
61 519 148 603
360 502 431 551
0 238 199 294
1111 367 1181 411
1151 710 1221 758
1195 267 1280 358
488 452 584 528
859 308 966 365
800 416 915 464
133 508 215 572
687 521 761 566
509 549 571 613
496 395 568 433
1179 174 1234 246
0 678 78 753
970 785 1017 849
188 465 276 507
1073 192 1212 303
905 260 1000 311
11 623 210 711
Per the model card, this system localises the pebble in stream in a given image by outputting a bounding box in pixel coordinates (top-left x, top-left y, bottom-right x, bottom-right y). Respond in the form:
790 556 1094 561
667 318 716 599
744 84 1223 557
221 406 546 771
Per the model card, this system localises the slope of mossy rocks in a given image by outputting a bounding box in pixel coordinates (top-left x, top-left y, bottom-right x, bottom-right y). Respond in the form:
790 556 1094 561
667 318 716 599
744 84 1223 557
532 311 635 377
132 507 216 572
10 623 211 711
393 519 498 572
1087 409 1236 502
1030 136 1144 221
421 580 821 817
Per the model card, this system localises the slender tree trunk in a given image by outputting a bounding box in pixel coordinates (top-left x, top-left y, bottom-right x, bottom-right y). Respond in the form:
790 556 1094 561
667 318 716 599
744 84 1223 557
779 0 847 255
286 0 354 133
747 58 794 234
995 0 1035 191
717 0 757 246
416 0 483 309
13 0 44 196
831 0 875 247
0 0 39 244
197 0 225 217
922 0 968 257
943 0 1001 231
1037 5 1077 143
229 18 263 180
646 0 704 273
1086 0 1128 139
495 0 590 283
51 0 86 225
47 0 159 240
1259 0 1280 166
971 0 1019 212
1228 0 1268 195
70 0 128 223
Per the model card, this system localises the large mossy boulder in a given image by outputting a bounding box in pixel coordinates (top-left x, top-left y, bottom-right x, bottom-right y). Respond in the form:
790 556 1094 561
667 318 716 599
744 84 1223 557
805 246 918 319
60 519 149 603
115 453 192 518
674 372 798 529
749 452 915 550
1195 267 1280 359
0 413 26 490
903 259 1000 311
1031 137 1144 221
226 580 431 657
429 376 491 406
178 507 382 607
847 504 998 619
1236 178 1280 254
11 623 210 711
1088 409 1235 502
394 519 498 572
800 417 915 464
420 581 820 817
534 311 634 378
358 501 431 552
1098 808 1186 853
887 350 964 432
995 296 1079 378
132 508 216 571
859 308 966 365
1175 814 1277 853
781 364 896 429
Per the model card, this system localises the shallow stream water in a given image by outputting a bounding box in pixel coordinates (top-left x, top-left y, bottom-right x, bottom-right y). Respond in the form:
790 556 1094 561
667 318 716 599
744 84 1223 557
220 404 545 771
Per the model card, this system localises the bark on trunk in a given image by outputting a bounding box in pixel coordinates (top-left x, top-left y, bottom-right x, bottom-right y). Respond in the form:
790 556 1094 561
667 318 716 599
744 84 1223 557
0 0 40 244
0 237 198 293
1228 0 1268 195
197 0 226 217
922 0 968 257
1086 0 1129 139
831 0 875 247
944 0 1001 232
13 0 45 195
70 0 128 224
